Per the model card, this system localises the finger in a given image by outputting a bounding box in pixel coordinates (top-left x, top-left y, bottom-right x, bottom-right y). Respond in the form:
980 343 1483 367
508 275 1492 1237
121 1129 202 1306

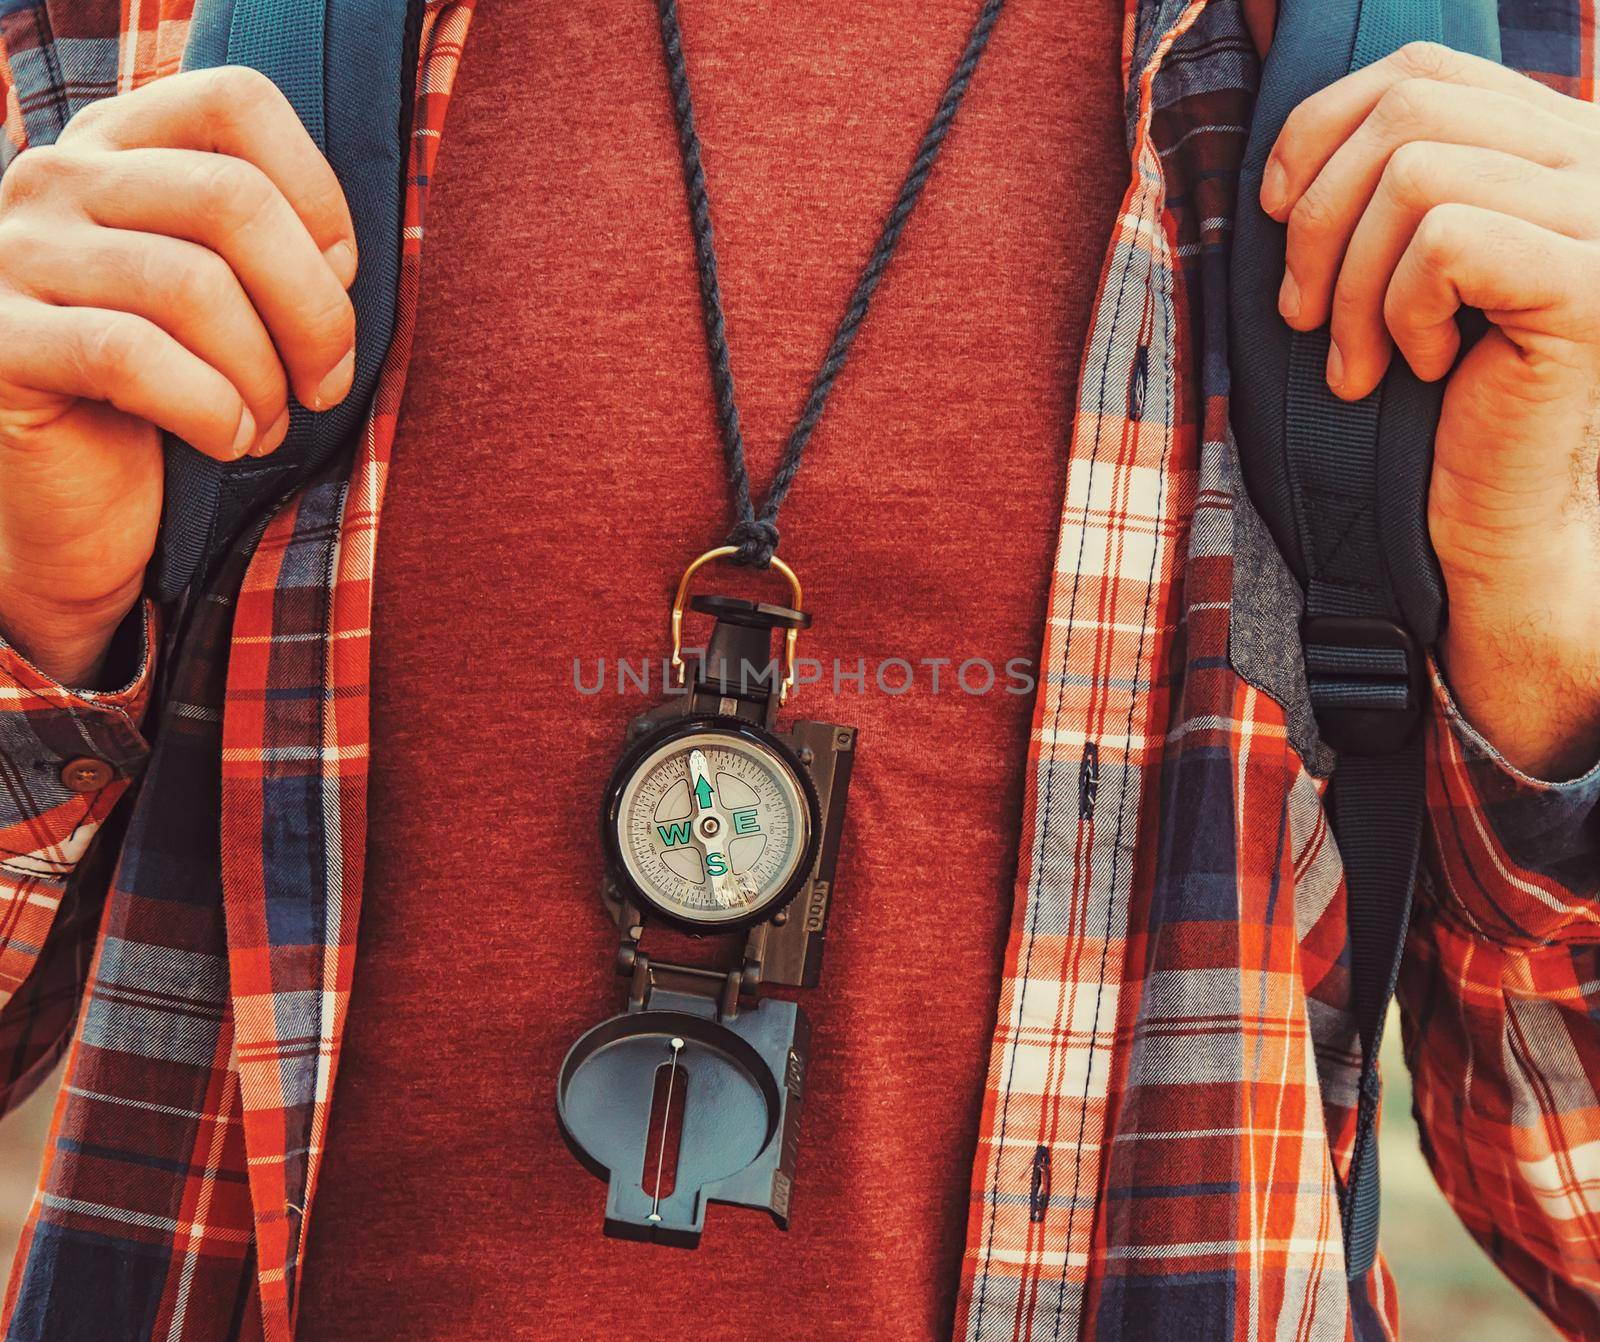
56 66 356 278
1262 40 1600 218
1383 204 1600 384
0 302 255 461
47 147 355 409
17 223 290 452
1328 145 1600 399
1281 82 1589 331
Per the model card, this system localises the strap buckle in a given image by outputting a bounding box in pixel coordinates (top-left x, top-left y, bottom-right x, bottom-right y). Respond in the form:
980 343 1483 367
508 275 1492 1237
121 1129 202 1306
1301 616 1424 756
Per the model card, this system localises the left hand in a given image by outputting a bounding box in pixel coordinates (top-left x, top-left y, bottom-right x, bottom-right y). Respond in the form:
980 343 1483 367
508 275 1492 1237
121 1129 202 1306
1264 41 1600 779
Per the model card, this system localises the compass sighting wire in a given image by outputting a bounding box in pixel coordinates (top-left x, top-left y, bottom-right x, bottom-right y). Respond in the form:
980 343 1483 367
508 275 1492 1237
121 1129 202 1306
648 1035 687 1222
655 0 1010 568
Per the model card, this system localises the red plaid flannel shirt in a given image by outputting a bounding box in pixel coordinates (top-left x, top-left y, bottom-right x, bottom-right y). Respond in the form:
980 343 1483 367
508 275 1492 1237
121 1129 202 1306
0 1 1596 1339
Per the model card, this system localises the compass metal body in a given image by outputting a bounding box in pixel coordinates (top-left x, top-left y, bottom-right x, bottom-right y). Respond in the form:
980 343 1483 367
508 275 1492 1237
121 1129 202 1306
557 990 809 1246
559 576 855 1248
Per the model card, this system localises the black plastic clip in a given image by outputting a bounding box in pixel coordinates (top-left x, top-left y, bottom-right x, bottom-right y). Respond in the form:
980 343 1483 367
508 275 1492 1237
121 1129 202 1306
1301 616 1424 756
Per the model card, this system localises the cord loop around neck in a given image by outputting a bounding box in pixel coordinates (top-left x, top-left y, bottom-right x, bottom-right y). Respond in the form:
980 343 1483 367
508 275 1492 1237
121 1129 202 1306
656 0 1008 568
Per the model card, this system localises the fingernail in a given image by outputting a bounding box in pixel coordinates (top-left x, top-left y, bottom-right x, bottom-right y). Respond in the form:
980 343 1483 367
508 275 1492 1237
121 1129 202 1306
1278 270 1300 323
229 407 256 460
312 349 355 411
248 408 291 457
1326 340 1345 394
1261 159 1288 217
323 239 357 288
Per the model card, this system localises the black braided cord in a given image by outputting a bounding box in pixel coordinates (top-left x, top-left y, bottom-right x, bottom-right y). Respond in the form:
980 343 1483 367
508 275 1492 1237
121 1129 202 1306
655 0 1009 567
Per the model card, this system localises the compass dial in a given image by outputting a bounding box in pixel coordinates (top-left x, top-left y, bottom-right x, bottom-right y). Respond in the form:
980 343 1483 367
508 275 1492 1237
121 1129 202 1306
605 719 818 929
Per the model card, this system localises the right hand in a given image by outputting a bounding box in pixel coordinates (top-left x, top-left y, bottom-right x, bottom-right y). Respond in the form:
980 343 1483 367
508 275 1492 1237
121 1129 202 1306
0 66 358 686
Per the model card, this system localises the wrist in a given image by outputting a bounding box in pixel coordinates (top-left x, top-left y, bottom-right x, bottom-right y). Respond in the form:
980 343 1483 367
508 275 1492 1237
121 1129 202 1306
0 581 142 689
1437 558 1600 780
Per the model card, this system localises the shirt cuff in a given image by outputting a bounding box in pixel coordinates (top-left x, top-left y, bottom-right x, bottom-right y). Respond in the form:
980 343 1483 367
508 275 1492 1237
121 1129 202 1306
1424 658 1600 947
0 600 157 868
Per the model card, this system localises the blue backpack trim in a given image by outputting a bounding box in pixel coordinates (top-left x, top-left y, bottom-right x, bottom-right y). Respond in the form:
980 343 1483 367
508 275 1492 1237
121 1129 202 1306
152 0 422 602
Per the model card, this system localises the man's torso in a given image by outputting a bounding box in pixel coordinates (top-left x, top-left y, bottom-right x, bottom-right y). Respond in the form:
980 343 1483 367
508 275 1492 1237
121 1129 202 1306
298 3 1126 1336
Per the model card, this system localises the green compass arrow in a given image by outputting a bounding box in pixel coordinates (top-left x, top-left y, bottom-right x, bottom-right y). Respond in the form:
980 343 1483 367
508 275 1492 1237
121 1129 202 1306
688 749 716 812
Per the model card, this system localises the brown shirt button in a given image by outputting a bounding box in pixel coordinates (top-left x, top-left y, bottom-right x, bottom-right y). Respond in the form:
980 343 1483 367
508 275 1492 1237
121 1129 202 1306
60 757 115 793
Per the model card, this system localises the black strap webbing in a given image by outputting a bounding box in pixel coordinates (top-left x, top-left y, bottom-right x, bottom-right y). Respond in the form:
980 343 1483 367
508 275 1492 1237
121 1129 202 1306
1287 319 1428 1281
1232 0 1501 1281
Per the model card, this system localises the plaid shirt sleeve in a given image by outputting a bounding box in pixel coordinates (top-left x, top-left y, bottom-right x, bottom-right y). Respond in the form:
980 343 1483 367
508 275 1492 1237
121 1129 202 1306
0 1 157 1114
0 605 157 1116
1401 666 1600 1336
0 22 19 166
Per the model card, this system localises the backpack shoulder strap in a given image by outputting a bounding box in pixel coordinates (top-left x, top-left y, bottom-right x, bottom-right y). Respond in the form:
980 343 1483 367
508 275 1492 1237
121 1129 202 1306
1230 0 1500 1282
153 0 423 601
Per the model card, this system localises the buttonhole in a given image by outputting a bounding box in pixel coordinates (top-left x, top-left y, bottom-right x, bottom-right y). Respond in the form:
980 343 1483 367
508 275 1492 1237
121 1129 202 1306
1030 1146 1051 1224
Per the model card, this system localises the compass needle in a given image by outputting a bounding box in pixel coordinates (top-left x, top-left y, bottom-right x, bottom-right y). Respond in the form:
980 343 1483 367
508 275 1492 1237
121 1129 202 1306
689 749 714 811
612 722 815 927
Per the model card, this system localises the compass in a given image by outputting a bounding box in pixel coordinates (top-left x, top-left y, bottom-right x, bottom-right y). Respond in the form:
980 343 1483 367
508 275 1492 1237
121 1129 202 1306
560 551 855 1247
603 717 821 931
